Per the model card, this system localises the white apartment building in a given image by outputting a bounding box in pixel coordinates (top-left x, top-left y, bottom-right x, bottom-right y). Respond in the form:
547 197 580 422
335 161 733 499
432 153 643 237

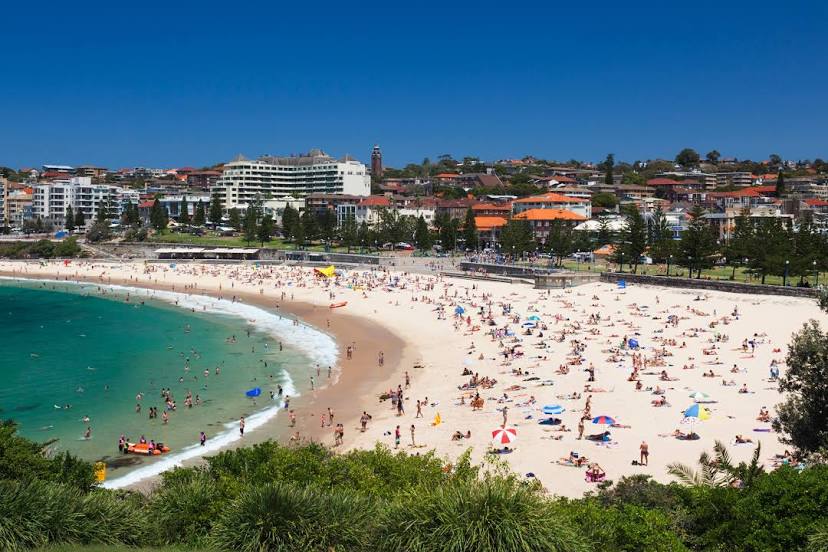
213 149 371 211
0 177 5 225
32 177 140 227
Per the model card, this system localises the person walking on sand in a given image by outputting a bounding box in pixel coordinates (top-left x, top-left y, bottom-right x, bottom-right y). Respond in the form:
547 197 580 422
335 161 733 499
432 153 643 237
501 405 508 426
289 409 296 427
239 416 245 436
640 441 649 466
394 425 401 449
410 424 416 447
577 418 585 440
416 400 423 418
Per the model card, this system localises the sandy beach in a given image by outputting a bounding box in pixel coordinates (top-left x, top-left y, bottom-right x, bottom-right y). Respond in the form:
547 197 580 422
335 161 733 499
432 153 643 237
1 259 822 497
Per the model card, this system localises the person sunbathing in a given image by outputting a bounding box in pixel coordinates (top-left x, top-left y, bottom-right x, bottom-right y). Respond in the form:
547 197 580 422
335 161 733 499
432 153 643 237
735 434 753 444
651 396 668 407
586 431 611 442
451 430 472 441
757 407 771 422
558 451 587 466
738 383 749 394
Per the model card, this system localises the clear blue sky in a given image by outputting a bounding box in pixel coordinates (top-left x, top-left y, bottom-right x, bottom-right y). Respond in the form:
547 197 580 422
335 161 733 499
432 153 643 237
1 0 826 169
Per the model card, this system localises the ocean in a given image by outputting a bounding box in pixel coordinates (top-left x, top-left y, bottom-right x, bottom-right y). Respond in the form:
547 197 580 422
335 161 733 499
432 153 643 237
0 278 337 487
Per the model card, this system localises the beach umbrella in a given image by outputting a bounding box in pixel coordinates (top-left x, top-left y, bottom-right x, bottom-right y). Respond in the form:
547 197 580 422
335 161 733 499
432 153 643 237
527 315 541 321
683 404 711 420
592 415 617 425
491 426 517 446
245 387 262 398
542 405 565 415
521 321 536 328
454 306 465 315
689 391 712 403
628 338 640 349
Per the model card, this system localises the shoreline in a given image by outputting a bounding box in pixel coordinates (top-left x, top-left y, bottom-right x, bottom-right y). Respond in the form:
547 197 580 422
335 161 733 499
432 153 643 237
0 267 410 492
1 259 823 498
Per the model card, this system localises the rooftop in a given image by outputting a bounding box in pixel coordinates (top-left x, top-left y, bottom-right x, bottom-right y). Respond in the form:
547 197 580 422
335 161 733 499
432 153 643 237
513 208 586 221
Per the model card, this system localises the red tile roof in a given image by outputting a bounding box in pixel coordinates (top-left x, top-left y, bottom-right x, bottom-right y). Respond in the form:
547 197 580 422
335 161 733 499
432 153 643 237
358 196 391 207
513 209 586 221
474 216 508 230
513 192 587 204
646 178 681 186
804 198 828 207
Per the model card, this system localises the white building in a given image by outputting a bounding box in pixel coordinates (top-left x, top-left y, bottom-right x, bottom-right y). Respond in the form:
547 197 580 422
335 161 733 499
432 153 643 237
32 177 139 227
213 149 371 211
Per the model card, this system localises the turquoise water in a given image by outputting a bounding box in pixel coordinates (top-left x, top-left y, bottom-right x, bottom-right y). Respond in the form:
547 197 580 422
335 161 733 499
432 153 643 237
0 279 307 477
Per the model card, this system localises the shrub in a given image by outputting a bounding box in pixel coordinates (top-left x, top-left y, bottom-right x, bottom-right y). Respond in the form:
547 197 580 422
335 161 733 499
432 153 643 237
0 480 144 550
377 476 586 552
210 481 376 551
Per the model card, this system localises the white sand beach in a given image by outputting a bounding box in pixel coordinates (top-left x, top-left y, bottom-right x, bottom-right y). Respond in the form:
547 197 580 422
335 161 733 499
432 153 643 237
2 259 822 497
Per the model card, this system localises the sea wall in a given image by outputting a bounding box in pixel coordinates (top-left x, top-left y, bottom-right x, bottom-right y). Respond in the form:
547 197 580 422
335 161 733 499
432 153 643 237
600 272 820 298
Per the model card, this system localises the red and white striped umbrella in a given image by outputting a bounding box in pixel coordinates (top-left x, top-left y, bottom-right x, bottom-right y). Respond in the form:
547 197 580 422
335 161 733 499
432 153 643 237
491 426 518 445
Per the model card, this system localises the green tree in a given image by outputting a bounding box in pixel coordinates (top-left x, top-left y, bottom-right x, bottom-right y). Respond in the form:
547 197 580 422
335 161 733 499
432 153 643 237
776 171 786 197
603 153 615 186
243 207 258 245
149 199 167 231
668 440 763 489
648 205 675 263
621 172 645 186
500 219 534 258
439 218 460 252
193 200 206 226
179 196 189 224
591 192 618 209
675 148 701 168
292 219 305 249
209 193 223 225
414 215 432 251
596 215 613 247
64 205 74 232
462 208 478 251
257 214 273 246
95 198 110 223
724 208 754 279
774 317 828 455
706 150 721 164
357 221 372 251
281 205 298 240
546 220 575 267
341 215 358 252
317 209 336 243
612 205 647 273
301 209 318 242
678 205 718 278
228 208 241 231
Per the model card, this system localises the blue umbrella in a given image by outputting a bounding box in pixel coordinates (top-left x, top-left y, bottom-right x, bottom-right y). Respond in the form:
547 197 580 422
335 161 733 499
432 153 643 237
592 415 617 425
542 405 565 415
628 338 639 349
245 387 262 398
454 306 465 315
527 315 541 321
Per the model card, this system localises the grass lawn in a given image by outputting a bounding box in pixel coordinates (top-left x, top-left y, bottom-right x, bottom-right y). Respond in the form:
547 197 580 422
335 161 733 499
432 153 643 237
549 260 824 287
37 546 194 552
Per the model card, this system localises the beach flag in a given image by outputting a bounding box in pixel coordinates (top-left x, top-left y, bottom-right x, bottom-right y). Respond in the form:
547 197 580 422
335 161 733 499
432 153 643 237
432 412 442 426
617 280 626 289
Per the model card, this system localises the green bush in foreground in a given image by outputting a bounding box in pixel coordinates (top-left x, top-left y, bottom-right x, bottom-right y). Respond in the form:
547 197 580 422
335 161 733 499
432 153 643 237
210 482 376 552
0 480 144 551
377 476 586 552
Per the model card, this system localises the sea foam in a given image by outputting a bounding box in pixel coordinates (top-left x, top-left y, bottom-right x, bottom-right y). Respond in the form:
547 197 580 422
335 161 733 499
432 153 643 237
1 276 337 488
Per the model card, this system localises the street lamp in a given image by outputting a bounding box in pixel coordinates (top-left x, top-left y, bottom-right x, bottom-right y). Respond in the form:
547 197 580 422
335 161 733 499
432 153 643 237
815 260 819 287
667 254 673 277
619 251 624 273
783 259 790 287
688 256 693 278
744 258 749 282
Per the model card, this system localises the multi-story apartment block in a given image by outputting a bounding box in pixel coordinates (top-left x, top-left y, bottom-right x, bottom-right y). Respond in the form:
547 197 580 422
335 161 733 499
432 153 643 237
32 177 140 227
213 149 370 210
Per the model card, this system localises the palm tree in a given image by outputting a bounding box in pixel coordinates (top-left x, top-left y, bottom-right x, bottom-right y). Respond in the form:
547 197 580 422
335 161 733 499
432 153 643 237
667 440 763 488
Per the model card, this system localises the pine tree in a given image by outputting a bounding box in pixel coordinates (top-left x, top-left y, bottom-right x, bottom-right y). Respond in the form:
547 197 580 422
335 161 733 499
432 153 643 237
679 205 718 278
414 215 432 251
648 205 674 263
209 194 223 225
611 205 647 273
228 208 241 231
604 153 614 186
776 171 786 197
74 208 86 229
96 198 110 223
150 199 168 231
243 206 258 245
281 205 298 240
462 208 478 251
257 214 274 246
65 205 75 232
179 196 190 224
341 215 358 252
193 200 206 226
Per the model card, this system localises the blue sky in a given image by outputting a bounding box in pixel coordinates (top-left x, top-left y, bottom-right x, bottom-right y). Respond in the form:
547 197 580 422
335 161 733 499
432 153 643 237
1 0 826 169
